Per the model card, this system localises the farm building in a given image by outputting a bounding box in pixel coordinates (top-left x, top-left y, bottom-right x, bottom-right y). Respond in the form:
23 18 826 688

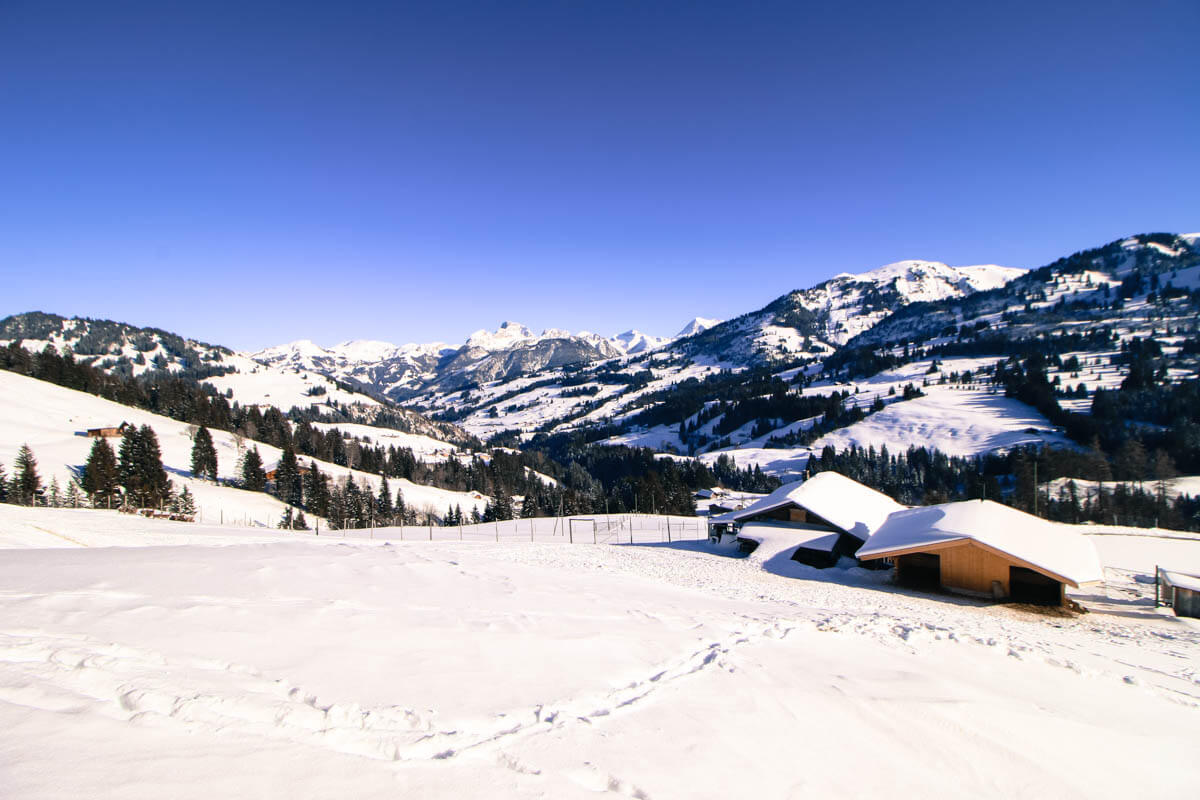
265 462 312 482
856 500 1104 605
86 422 131 438
708 472 904 567
1156 568 1200 619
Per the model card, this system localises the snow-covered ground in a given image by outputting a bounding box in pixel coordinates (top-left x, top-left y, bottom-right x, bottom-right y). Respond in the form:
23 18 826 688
0 504 1196 798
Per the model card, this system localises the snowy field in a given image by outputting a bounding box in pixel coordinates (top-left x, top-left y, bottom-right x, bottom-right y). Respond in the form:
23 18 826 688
0 506 1197 798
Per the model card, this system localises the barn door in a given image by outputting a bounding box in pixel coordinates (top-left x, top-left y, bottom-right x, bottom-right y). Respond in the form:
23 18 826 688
1009 567 1062 605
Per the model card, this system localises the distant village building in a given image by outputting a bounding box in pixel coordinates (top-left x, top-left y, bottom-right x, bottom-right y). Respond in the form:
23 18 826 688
707 472 904 568
857 500 1104 605
264 462 312 482
87 422 132 438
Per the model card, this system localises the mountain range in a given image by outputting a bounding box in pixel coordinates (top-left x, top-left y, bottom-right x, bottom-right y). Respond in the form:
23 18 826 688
3 231 1197 469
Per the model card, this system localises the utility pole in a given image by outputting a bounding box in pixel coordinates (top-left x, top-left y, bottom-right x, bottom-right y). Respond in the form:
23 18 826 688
1033 460 1038 517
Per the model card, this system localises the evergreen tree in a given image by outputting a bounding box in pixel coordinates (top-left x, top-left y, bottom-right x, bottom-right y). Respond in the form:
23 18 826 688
241 447 266 492
48 477 61 508
0 463 7 503
83 437 119 508
394 488 407 525
273 446 302 507
117 426 169 507
377 476 393 521
64 479 82 508
493 492 514 521
190 425 219 480
303 461 329 517
13 444 40 506
294 510 309 531
175 485 196 517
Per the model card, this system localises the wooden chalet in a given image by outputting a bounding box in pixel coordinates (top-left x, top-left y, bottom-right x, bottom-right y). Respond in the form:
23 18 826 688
856 500 1104 605
265 462 312 482
707 472 904 568
87 422 132 438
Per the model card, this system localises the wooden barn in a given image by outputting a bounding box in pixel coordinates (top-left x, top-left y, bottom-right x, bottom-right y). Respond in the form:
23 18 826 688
856 500 1104 605
1156 568 1200 619
87 422 132 438
707 472 904 567
265 463 312 482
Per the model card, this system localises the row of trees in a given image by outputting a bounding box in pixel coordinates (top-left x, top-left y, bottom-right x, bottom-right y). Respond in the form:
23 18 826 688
806 443 1200 531
0 434 196 517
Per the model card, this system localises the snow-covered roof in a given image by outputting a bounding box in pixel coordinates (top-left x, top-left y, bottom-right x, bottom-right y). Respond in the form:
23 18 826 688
1161 570 1200 593
738 522 843 553
710 472 904 541
857 500 1104 587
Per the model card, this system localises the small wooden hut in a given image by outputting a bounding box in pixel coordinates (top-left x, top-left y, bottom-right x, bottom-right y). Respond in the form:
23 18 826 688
87 422 131 438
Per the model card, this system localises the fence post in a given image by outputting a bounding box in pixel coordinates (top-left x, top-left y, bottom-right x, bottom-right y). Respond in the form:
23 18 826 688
429 524 432 541
667 518 671 543
568 518 574 544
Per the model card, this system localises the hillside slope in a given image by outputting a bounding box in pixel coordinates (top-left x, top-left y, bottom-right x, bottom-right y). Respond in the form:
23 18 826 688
0 370 488 525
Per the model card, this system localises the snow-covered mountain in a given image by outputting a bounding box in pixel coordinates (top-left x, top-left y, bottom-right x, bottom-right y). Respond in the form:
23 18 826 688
847 233 1200 354
0 312 474 449
674 260 1025 365
252 319 704 403
675 317 722 339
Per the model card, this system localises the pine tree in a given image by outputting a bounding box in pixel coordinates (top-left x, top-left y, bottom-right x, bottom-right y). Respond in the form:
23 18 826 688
273 447 302 506
64 479 81 508
14 444 40 506
303 461 328 517
83 437 119 508
493 492 514 521
48 477 61 508
117 426 169 507
190 425 219 481
394 488 407 525
377 476 393 521
241 447 266 492
177 485 196 517
0 463 7 503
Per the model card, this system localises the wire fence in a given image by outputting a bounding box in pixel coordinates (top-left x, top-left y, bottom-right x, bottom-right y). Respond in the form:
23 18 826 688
312 513 707 545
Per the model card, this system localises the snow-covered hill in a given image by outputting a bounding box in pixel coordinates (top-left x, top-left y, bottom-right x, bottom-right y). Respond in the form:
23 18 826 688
0 370 488 526
849 233 1200 353
674 260 1025 365
0 313 473 449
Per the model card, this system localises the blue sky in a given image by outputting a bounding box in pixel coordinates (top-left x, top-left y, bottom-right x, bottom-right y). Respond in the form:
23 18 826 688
2 1 1197 350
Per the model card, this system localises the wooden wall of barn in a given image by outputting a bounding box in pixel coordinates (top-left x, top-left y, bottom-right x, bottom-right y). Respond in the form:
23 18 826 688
936 542 1015 596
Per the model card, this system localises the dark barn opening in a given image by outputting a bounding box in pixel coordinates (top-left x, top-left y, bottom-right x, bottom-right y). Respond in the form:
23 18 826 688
1009 566 1062 605
896 553 941 589
790 546 838 569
